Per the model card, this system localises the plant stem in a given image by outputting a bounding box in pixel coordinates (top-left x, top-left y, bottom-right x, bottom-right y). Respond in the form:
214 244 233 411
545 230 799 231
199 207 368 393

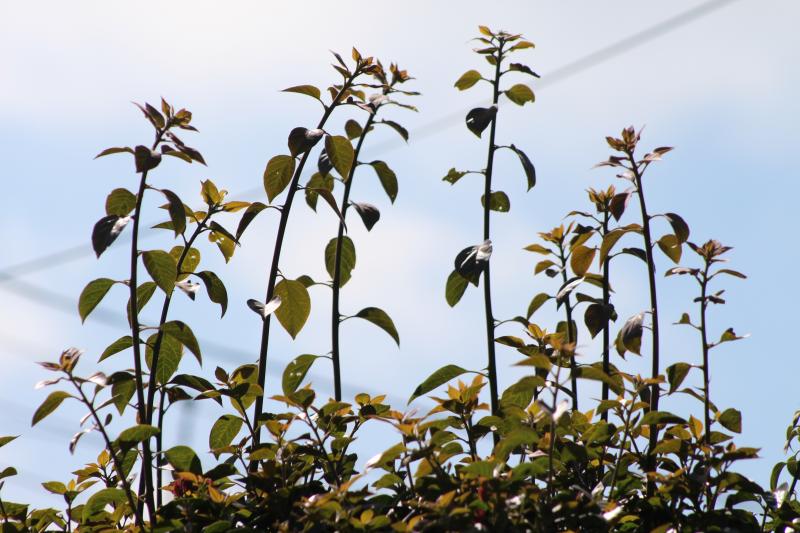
608 405 634 500
482 42 503 429
331 112 376 401
699 264 711 448
558 244 578 410
601 213 611 422
252 73 358 451
629 151 661 494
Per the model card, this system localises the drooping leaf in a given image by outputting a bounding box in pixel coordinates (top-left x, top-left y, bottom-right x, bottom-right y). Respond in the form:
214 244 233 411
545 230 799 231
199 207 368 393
317 149 333 177
481 191 510 212
105 188 137 217
619 313 644 355
92 215 131 258
351 202 380 230
118 424 159 445
379 120 409 142
247 296 281 319
454 241 492 286
209 414 243 451
445 270 469 307
325 236 356 286
368 160 398 203
263 155 296 203
282 354 321 395
584 303 614 339
665 213 690 243
32 391 72 426
609 191 632 221
78 278 116 323
570 246 596 277
354 307 399 345
504 83 535 105
95 146 133 159
126 281 157 325
145 333 182 385
666 362 691 393
465 106 497 137
160 188 187 236
195 271 228 317
236 202 268 240
409 365 470 403
274 279 311 339
455 70 482 90
509 144 536 190
162 321 202 364
142 250 178 295
110 373 135 414
508 63 540 78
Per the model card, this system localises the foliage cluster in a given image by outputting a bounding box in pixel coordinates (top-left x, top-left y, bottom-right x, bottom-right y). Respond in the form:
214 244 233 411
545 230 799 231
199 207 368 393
2 26 799 532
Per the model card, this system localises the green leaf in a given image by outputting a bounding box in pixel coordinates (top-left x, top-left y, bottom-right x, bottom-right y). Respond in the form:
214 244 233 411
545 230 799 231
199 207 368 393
195 271 228 317
78 278 116 323
0 436 18 449
510 40 535 51
282 354 321 395
345 119 363 140
209 414 243 450
500 376 540 411
719 408 742 433
82 488 128 522
657 234 682 263
236 201 268 240
504 83 535 105
274 279 311 339
165 445 202 474
665 213 690 243
95 146 133 159
443 168 468 185
640 411 686 426
324 135 354 179
379 120 409 142
570 245 596 277
325 236 356 287
111 373 135 415
127 281 157 325
509 144 536 190
163 321 202 364
304 172 334 211
282 84 321 100
142 250 178 294
369 160 398 203
666 362 691 393
100 335 134 362
574 365 623 395
455 69 482 90
105 188 137 216
481 191 510 212
160 188 187 236
409 365 470 403
118 424 159 445
494 427 537 462
354 307 399 345
32 391 72 426
41 481 66 495
527 292 551 319
171 245 201 280
145 333 182 385
263 155 296 203
445 270 468 307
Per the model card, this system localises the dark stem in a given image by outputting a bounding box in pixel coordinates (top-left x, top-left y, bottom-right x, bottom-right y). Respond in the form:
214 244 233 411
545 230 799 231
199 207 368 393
252 73 358 453
700 265 711 447
558 244 578 410
629 152 661 496
482 42 504 435
331 112 377 401
601 213 611 422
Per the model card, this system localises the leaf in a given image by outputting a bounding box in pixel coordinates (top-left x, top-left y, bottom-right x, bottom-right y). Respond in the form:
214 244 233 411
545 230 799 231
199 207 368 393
263 155 296 203
481 191 510 212
105 188 137 216
510 40 535 51
145 333 182 385
92 215 131 257
95 146 133 159
354 307 399 345
609 191 632 221
500 376 540 411
127 281 157 325
287 127 324 157
409 365 470 403
195 271 228 317
465 106 497 137
325 236 356 287
162 321 202 364
657 234 682 263
78 278 116 323
274 279 311 339
0 436 19 449
369 161 398 203
311 188 348 229
282 354 321 395
455 70 482 90
667 362 691 393
665 213 690 243
247 296 281 319
380 120 409 142
640 411 687 426
345 119 363 140
32 391 71 425
118 424 159 445
719 408 742 433
570 245 596 277
527 293 551 319
110 373 135 414
209 414 243 450
443 168 468 185
504 83 535 105
718 327 747 344
236 201 268 240
98 336 133 363
317 149 333 176
574 365 624 395
508 62 540 78
165 445 202 474
134 145 161 173
41 481 66 495
556 277 583 305
445 270 468 307
325 135 355 178
82 488 128 522
619 313 644 355
584 303 613 339
351 202 380 231
142 250 178 294
282 85 321 100
160 188 187 236
509 144 536 190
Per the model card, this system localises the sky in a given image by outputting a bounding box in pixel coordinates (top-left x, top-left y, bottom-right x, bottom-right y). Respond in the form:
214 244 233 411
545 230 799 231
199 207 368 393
1 0 799 508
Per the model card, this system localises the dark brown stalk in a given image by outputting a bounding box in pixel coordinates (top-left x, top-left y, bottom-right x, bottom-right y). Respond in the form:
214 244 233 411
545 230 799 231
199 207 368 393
601 212 611 422
558 243 578 410
331 112 376 401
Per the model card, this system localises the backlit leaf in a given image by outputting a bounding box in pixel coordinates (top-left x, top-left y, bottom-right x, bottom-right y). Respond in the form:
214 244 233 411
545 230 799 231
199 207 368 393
274 279 311 339
263 155 296 203
409 365 470 403
354 307 399 345
79 278 116 323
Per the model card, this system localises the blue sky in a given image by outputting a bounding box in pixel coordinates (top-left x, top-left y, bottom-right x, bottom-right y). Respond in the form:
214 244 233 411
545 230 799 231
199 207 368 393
1 0 799 506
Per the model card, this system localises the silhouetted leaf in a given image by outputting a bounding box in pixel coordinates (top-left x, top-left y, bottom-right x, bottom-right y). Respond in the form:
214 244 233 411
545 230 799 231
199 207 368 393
325 236 356 286
317 149 333 176
409 365 470 403
445 270 469 307
465 106 497 137
369 160 398 202
584 303 614 339
609 191 632 221
619 313 644 355
509 144 536 190
79 278 116 323
665 213 690 243
134 145 161 173
95 146 133 159
351 202 380 230
263 155 296 202
92 215 131 258
236 202 268 240
274 279 311 339
380 120 409 142
354 307 399 345
196 271 228 317
159 188 187 236
667 362 691 393
454 241 492 286
288 127 324 157
247 296 281 319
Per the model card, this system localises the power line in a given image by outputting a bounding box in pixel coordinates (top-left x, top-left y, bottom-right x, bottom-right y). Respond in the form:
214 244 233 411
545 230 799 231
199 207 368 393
0 0 741 284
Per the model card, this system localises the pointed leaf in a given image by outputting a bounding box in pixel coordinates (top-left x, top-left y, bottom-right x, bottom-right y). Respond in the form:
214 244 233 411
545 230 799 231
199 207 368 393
325 236 356 286
236 201 268 240
195 271 228 317
481 191 510 212
369 160 398 202
354 307 399 345
509 144 536 190
409 365 470 403
351 202 380 230
165 445 202 474
263 155 296 203
142 250 178 294
92 215 130 257
32 391 71 426
274 279 311 339
324 135 354 179
665 213 690 243
527 292 551 319
570 245 596 277
465 106 497 137
209 414 243 450
282 84 321 100
445 270 468 307
160 188 187 236
162 321 202 364
105 188 137 217
79 278 116 323
282 354 321 395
